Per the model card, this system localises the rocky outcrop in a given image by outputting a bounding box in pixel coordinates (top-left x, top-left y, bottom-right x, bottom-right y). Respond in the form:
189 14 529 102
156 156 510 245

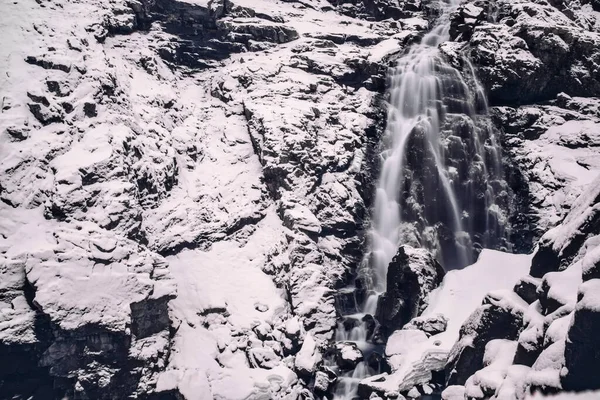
0 0 434 397
443 176 600 398
561 279 600 391
445 291 528 386
376 246 445 336
449 0 600 105
530 175 600 278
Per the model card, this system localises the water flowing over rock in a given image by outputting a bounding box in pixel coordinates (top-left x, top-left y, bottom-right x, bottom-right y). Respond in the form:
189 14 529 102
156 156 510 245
330 0 512 397
368 0 511 276
3 0 600 397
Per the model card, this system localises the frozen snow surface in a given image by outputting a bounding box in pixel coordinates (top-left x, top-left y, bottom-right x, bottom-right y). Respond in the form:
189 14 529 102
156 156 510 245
2 0 600 398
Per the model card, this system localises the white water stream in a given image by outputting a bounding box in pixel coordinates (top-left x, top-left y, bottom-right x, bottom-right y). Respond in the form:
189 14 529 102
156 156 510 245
332 0 507 397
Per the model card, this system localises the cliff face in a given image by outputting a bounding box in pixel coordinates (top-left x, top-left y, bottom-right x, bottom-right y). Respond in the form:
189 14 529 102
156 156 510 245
1 0 600 399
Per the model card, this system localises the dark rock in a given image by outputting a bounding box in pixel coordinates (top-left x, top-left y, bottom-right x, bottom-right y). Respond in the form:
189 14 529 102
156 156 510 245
446 291 527 385
27 103 64 125
375 246 445 336
366 351 389 374
449 4 484 41
130 295 173 338
513 276 541 304
343 317 361 331
362 314 377 340
25 55 71 72
5 126 30 141
83 102 98 117
562 279 600 391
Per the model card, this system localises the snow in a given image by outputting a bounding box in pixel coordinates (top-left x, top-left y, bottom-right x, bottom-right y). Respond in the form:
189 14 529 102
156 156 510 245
295 333 321 376
424 250 533 349
160 209 299 398
386 329 429 357
361 250 532 393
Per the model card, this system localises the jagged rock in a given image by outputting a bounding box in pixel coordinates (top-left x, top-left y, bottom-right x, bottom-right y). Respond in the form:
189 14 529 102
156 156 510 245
530 175 600 277
247 346 281 369
464 0 600 105
446 291 528 386
376 246 445 335
449 4 484 40
313 367 337 395
403 314 448 337
334 342 364 370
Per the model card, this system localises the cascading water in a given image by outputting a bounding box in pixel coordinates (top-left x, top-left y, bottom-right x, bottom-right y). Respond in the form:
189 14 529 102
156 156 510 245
331 1 511 398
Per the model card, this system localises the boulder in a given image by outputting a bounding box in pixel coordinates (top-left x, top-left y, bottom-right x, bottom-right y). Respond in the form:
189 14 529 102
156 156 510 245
561 279 600 391
313 367 337 396
403 314 448 337
334 342 364 370
376 246 445 335
445 291 528 386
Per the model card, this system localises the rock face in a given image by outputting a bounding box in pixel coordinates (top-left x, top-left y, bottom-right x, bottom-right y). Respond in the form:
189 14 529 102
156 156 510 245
376 246 445 336
450 0 600 105
0 0 435 397
2 0 600 398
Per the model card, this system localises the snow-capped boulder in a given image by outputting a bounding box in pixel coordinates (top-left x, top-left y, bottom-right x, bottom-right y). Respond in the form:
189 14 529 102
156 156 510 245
446 291 528 386
562 279 600 391
295 333 322 379
334 342 364 371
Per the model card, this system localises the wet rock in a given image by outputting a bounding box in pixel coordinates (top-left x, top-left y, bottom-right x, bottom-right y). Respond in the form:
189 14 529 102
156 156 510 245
376 246 445 335
362 314 377 340
343 317 361 331
334 342 364 370
366 351 389 374
313 367 337 396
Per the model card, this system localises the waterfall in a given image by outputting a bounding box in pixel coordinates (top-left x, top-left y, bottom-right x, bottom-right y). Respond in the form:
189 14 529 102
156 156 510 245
331 0 511 398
